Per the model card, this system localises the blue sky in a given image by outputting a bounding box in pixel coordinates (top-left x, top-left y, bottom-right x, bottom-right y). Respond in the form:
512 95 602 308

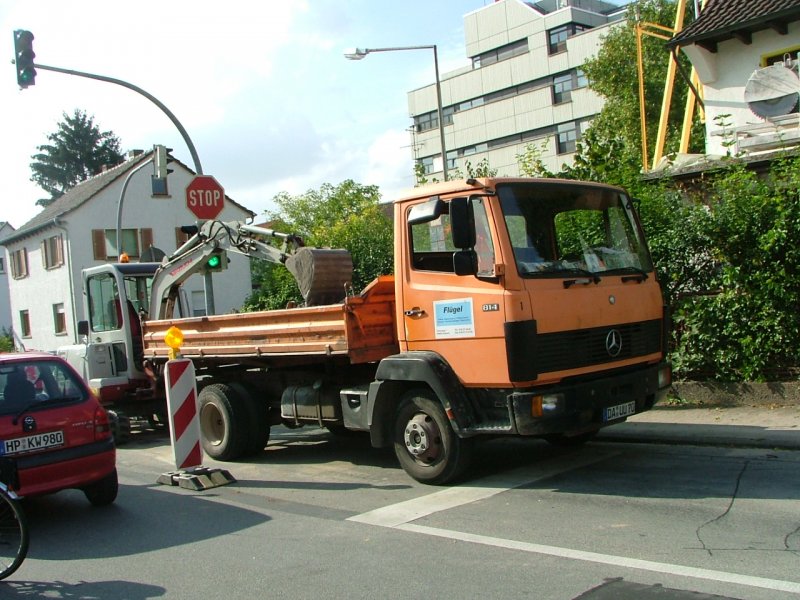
2 0 489 228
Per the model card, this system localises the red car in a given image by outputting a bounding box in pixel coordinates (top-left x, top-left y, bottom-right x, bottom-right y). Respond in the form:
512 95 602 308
0 352 117 505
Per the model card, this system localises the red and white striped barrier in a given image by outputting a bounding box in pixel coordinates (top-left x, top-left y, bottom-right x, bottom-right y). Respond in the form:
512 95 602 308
164 358 203 470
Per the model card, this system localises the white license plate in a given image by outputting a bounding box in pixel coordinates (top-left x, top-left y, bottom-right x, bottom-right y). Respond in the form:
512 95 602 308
603 401 636 422
1 430 65 455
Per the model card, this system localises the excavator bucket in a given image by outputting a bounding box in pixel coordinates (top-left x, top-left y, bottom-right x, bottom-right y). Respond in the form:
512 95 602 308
285 247 354 306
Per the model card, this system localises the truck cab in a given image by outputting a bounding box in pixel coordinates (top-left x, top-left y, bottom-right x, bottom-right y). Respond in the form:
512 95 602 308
59 262 173 414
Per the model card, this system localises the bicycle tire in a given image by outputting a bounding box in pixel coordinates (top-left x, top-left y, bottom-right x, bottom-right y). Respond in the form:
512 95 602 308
0 489 28 580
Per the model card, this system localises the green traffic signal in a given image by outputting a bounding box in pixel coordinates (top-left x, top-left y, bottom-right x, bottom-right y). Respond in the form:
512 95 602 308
13 29 36 89
203 251 228 273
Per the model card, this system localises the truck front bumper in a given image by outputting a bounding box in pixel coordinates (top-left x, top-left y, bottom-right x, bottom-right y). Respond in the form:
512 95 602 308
508 362 670 437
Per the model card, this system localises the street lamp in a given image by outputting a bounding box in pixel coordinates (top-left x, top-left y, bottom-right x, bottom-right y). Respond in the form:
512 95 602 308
344 45 449 180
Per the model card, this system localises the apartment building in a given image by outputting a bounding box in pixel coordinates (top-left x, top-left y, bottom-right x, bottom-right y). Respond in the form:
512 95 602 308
408 0 626 178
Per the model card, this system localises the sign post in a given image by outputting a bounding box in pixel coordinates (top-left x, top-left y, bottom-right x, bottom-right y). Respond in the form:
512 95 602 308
157 326 235 491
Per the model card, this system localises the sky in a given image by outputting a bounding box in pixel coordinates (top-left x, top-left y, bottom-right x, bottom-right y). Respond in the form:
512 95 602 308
2 0 489 229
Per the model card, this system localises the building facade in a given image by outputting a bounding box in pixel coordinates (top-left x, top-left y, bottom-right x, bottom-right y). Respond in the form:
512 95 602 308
408 0 626 179
0 222 15 334
2 150 254 353
668 0 800 159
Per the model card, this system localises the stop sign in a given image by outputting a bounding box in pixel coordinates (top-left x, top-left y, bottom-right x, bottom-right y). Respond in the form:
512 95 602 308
185 175 225 220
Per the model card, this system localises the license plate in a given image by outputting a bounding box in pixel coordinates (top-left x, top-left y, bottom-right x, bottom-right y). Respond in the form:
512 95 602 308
1 430 65 456
603 401 636 422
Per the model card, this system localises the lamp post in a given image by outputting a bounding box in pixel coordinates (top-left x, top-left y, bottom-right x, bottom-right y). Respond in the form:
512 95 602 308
345 45 448 180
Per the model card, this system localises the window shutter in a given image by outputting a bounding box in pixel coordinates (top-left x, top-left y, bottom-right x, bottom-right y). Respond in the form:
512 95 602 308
92 229 107 260
56 234 64 266
40 239 46 268
140 228 153 253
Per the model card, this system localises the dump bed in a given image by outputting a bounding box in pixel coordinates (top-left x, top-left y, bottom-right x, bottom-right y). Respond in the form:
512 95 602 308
142 275 398 367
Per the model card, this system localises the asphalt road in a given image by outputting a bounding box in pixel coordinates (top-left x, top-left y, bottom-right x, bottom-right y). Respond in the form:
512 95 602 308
3 422 799 600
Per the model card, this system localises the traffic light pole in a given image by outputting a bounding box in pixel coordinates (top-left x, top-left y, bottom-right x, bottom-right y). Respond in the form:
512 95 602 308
30 63 203 176
31 62 220 315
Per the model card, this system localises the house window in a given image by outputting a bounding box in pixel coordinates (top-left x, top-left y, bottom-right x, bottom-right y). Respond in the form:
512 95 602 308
19 310 31 338
472 38 529 69
10 248 28 279
53 303 67 335
763 47 799 67
42 234 64 270
553 73 574 104
548 23 588 55
557 122 578 154
92 228 153 261
0 257 4 274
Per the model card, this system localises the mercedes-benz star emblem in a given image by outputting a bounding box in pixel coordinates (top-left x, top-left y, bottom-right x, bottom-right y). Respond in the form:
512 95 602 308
605 329 622 357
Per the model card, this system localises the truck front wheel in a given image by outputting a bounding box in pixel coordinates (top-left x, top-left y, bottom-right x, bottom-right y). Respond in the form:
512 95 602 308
198 384 249 461
393 390 472 485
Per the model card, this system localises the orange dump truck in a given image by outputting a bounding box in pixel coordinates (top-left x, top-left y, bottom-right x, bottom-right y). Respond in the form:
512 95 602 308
138 177 671 484
64 177 670 484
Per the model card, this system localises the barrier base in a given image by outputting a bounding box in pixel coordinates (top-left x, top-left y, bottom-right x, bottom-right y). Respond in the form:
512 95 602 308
157 466 236 491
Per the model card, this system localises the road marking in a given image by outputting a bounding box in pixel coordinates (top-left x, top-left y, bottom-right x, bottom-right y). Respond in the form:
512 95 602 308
348 449 800 595
397 524 800 595
348 449 616 527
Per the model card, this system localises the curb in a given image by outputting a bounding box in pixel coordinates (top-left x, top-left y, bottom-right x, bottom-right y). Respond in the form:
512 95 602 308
664 381 800 409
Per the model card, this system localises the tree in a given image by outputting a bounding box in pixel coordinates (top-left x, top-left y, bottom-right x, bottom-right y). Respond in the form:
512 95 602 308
30 109 124 207
243 180 393 311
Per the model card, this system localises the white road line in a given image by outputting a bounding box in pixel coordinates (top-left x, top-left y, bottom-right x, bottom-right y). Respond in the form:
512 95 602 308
348 450 617 527
398 524 800 595
348 449 800 595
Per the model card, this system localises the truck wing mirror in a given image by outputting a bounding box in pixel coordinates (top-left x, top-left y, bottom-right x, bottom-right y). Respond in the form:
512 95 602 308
449 197 476 249
453 250 478 276
408 196 447 225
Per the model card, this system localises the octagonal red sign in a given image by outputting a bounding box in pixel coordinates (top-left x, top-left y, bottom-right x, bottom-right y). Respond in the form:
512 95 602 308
185 175 225 220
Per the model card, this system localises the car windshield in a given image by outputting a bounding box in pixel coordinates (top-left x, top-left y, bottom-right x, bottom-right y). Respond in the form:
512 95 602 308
497 182 653 277
0 360 87 416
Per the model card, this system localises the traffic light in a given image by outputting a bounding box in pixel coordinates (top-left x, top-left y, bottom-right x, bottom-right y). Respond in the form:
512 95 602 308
202 249 228 273
13 30 36 89
151 144 174 196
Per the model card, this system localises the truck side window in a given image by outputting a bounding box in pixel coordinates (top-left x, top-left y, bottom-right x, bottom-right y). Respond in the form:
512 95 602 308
409 199 494 275
87 274 122 332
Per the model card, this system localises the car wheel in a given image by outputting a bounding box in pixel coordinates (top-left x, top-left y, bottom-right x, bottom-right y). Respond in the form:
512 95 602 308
83 469 119 506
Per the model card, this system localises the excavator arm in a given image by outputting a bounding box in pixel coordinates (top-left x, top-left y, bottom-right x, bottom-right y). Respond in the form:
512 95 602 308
149 220 353 320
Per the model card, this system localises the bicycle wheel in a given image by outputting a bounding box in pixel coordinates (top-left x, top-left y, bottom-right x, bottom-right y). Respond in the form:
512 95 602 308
0 489 28 580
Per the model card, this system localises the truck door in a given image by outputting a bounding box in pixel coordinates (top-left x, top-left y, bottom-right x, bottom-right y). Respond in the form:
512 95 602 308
84 269 139 379
400 196 509 387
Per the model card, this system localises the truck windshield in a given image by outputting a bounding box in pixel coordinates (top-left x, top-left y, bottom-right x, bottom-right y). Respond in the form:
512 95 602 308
497 182 653 278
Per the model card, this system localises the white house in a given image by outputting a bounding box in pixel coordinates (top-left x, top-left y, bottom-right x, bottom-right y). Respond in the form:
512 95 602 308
2 149 254 353
668 0 800 158
408 0 627 178
0 222 15 335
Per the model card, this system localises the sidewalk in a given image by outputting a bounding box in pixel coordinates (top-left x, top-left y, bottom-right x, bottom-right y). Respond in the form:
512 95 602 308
596 389 800 450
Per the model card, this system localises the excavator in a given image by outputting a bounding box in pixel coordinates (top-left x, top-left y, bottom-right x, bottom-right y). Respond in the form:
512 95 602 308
57 220 353 441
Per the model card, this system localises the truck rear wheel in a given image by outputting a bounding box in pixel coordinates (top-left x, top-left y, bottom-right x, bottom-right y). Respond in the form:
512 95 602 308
393 390 473 485
198 383 250 461
229 382 270 455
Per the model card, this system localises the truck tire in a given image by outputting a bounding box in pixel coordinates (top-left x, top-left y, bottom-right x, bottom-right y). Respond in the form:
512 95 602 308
107 410 131 446
198 383 250 461
393 390 473 485
229 382 270 455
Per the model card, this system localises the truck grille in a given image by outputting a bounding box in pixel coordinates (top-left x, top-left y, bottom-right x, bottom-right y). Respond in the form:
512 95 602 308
535 319 662 374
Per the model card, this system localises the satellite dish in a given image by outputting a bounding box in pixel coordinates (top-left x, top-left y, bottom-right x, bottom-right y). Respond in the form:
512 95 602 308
140 246 166 263
744 63 799 119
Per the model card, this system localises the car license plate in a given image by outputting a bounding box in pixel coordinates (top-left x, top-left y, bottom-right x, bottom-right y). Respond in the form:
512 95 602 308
1 430 65 456
603 401 635 422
